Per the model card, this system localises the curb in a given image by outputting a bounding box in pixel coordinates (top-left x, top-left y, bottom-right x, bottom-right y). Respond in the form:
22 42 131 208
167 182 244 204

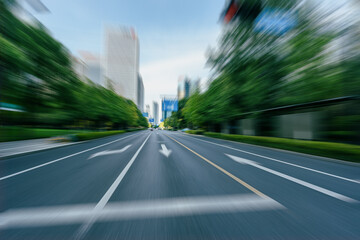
0 141 87 160
183 132 360 167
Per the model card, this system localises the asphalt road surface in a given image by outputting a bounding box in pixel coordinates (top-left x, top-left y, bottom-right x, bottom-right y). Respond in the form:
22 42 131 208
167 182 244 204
0 130 359 239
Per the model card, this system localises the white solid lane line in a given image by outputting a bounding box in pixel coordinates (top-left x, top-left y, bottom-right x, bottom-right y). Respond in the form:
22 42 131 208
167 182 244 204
179 133 359 184
0 194 284 229
88 145 132 159
0 132 144 181
74 133 152 239
227 154 358 203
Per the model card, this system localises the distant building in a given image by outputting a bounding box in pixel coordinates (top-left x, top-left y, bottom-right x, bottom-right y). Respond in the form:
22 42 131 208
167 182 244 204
79 51 103 85
72 56 86 80
177 76 200 100
145 104 151 118
104 26 139 105
153 102 159 125
137 74 144 112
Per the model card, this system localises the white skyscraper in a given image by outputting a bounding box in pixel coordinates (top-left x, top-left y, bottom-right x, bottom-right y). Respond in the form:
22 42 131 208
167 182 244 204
104 26 139 105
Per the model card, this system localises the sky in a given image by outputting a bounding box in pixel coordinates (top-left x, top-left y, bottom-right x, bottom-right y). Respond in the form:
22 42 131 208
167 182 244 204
27 0 224 116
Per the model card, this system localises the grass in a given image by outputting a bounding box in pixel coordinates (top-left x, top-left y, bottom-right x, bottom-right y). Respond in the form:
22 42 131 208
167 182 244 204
186 131 360 163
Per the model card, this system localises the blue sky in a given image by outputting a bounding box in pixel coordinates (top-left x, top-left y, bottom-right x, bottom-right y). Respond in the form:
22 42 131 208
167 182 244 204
30 0 224 108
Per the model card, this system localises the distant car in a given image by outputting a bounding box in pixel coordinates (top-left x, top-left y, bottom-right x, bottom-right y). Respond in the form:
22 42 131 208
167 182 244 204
181 128 190 132
150 128 154 131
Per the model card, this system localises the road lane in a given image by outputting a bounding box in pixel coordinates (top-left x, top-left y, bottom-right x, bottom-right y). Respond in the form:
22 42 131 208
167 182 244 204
0 131 149 211
0 131 145 180
0 129 359 239
108 130 262 202
164 131 360 238
168 131 360 200
176 132 360 181
84 130 286 239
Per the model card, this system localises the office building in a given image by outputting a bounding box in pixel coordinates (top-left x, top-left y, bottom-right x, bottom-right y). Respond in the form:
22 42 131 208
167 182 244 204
137 74 144 112
177 76 200 100
104 26 139 105
145 104 151 117
153 101 159 125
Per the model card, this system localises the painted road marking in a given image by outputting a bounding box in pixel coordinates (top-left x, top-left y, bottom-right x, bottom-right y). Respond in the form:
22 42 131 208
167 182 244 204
88 145 132 159
166 135 268 198
0 194 284 229
179 133 360 184
227 154 358 203
0 132 144 181
159 144 172 157
75 133 152 239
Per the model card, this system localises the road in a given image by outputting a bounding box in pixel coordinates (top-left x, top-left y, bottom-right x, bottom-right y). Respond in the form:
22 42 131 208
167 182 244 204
0 130 359 239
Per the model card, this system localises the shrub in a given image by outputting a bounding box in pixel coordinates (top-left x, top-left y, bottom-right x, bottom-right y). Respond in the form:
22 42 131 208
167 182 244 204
73 130 126 141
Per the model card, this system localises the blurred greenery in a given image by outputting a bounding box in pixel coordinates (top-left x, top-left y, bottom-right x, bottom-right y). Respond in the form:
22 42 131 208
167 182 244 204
74 130 127 141
163 1 360 143
185 129 205 135
0 0 148 131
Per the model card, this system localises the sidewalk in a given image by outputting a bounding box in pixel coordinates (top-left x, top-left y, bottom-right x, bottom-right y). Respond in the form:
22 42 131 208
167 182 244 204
0 138 78 159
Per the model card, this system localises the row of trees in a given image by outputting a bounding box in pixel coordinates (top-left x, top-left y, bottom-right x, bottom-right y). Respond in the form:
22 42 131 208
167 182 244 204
166 1 360 132
0 0 148 129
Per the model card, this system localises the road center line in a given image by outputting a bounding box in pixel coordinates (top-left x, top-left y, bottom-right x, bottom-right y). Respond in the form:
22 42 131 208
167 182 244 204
179 133 359 184
165 134 268 199
74 132 152 239
0 132 144 181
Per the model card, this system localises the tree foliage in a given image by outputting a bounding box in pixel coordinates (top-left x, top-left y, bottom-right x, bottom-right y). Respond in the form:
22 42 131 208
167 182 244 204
180 2 358 130
0 1 147 129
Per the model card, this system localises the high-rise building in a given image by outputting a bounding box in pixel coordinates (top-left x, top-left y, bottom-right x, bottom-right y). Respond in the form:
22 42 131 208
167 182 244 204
104 26 139 105
145 104 150 117
177 76 200 100
137 74 144 112
153 101 159 125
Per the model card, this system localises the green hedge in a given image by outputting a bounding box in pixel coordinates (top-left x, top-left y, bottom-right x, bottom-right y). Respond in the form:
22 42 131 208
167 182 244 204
186 130 205 135
74 130 127 141
0 127 87 142
198 132 360 163
125 128 145 132
0 127 145 142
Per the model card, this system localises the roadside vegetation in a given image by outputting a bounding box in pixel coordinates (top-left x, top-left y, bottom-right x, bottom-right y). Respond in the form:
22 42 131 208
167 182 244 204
1 0 148 137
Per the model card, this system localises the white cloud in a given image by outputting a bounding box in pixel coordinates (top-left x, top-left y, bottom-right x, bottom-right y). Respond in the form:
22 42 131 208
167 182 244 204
141 50 209 108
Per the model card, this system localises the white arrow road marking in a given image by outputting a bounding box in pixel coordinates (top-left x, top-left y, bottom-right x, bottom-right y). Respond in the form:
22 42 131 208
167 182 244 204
226 154 358 203
0 194 284 229
183 134 359 184
88 145 131 159
159 144 172 157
